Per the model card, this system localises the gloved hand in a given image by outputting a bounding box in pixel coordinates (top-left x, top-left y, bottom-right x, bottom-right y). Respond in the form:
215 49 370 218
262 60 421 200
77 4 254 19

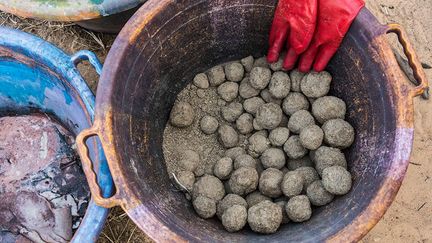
298 0 365 72
267 0 318 70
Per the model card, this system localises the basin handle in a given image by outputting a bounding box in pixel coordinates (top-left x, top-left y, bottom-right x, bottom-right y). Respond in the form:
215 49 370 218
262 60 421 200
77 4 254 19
76 125 122 208
70 50 103 75
387 23 429 99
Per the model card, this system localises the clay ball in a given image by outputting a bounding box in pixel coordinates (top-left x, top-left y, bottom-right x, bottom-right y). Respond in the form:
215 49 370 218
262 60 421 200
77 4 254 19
299 125 324 150
236 113 254 135
312 96 346 124
193 73 209 89
282 92 310 116
248 201 282 234
239 77 260 99
193 175 225 201
260 89 282 105
207 65 226 86
228 167 259 196
218 125 239 148
275 200 290 224
306 180 334 206
241 56 254 72
296 167 319 190
260 148 286 169
174 170 195 192
259 168 284 198
221 102 243 122
322 119 355 149
269 127 290 146
234 154 257 170
253 56 270 68
222 205 248 232
217 82 239 102
250 67 272 90
289 69 305 92
200 115 219 135
300 71 332 98
224 62 245 82
288 110 315 134
248 133 271 158
281 171 303 197
283 135 308 159
245 191 271 207
313 146 347 175
287 156 313 170
268 72 291 99
217 194 248 219
225 147 246 160
193 196 216 219
243 97 265 115
286 195 312 222
322 166 352 195
255 103 283 130
214 157 233 180
178 150 200 172
170 101 194 128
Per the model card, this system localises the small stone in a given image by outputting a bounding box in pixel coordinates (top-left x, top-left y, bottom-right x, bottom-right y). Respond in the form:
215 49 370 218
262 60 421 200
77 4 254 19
287 156 313 170
295 167 319 190
196 89 206 98
253 56 270 68
260 89 282 105
269 127 290 146
217 194 248 219
239 77 260 99
221 102 243 122
259 168 283 198
200 115 219 135
322 119 355 149
279 114 289 127
281 171 303 197
268 72 291 99
282 92 310 116
312 96 346 124
250 67 272 90
260 148 286 169
193 196 216 219
322 166 352 195
222 205 248 232
228 167 259 196
193 175 225 201
301 71 332 98
218 125 239 148
224 62 245 82
306 180 334 206
255 103 283 130
178 150 200 172
175 170 195 192
217 82 239 102
248 133 271 158
288 110 315 134
236 113 254 134
289 69 305 92
225 147 246 160
269 55 284 71
214 157 233 180
245 191 271 207
275 201 290 224
170 101 194 128
243 97 265 115
313 146 347 175
299 125 324 150
286 195 312 222
193 73 209 89
283 136 308 159
248 201 282 234
241 56 254 72
234 154 257 170
207 65 226 86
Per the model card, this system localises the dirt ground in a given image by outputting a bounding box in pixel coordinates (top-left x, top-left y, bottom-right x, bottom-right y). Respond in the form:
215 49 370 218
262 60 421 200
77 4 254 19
0 0 431 242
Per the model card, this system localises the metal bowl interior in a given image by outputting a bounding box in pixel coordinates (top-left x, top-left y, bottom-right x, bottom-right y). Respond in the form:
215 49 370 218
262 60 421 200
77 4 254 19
0 27 113 243
94 1 419 242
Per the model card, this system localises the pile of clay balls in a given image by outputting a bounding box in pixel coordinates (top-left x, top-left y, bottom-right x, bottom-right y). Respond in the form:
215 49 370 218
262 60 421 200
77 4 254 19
170 56 355 234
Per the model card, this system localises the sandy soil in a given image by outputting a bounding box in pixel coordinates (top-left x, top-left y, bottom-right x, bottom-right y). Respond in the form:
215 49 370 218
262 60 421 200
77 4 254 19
0 0 431 242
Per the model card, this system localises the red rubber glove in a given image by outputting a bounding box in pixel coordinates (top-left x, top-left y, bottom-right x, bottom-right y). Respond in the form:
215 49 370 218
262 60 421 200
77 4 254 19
267 0 318 70
298 0 365 72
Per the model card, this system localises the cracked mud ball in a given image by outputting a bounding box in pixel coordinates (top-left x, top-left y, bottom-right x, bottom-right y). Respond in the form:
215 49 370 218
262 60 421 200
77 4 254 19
0 114 90 242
